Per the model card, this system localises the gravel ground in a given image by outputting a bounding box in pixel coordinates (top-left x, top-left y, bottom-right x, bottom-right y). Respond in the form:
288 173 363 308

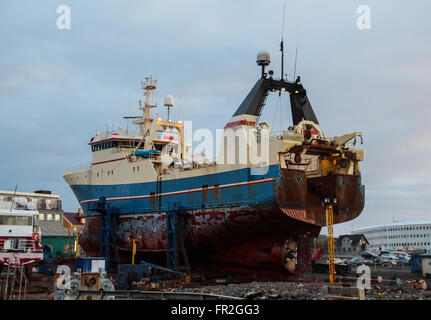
363 282 431 300
169 264 431 300
176 281 326 300
173 279 431 300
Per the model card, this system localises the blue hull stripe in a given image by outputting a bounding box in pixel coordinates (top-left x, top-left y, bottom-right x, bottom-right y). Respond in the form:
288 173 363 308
71 165 281 215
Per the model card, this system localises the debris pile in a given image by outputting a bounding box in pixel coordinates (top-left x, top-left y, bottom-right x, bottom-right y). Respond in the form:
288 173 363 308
175 281 325 300
174 280 431 300
366 282 431 300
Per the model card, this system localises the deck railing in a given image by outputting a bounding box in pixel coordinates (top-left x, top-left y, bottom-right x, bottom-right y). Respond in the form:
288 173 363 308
0 239 36 251
64 163 91 175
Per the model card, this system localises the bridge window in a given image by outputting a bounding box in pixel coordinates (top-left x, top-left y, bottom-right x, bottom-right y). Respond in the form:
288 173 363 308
91 141 119 152
0 216 15 225
16 216 32 225
0 216 32 225
154 143 165 151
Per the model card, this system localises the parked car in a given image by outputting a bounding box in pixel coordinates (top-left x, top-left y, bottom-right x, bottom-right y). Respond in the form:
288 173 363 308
396 258 410 266
347 256 365 265
380 253 398 261
339 258 351 265
363 258 375 265
380 250 392 256
361 251 381 263
398 253 411 262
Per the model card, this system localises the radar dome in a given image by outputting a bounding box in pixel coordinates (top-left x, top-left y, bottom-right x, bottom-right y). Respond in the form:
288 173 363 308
256 51 271 66
164 95 174 107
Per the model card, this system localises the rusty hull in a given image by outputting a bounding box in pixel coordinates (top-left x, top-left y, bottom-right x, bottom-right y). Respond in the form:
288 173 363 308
275 168 365 226
79 206 320 273
78 167 364 273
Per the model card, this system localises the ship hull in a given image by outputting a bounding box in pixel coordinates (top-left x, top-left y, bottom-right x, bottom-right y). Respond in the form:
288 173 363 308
71 165 365 225
79 206 322 273
74 164 364 273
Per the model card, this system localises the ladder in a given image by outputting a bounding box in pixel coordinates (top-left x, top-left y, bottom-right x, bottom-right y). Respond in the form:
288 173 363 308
326 204 335 284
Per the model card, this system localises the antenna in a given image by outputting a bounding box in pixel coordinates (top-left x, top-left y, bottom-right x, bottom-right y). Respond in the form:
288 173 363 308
293 20 301 80
280 41 285 81
280 0 286 81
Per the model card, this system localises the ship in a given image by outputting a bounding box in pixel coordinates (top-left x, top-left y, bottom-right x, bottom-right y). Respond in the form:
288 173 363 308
64 50 365 274
0 198 43 267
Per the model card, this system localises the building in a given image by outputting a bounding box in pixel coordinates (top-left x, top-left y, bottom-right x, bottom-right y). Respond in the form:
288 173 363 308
0 189 62 211
63 210 85 234
352 221 431 253
39 212 74 258
63 210 85 255
334 234 369 257
0 189 74 258
316 234 369 257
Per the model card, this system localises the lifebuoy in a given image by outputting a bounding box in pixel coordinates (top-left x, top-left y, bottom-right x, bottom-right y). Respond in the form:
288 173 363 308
32 232 40 241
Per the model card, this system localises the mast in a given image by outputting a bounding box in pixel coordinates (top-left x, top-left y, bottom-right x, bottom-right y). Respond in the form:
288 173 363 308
280 40 285 81
280 0 286 81
132 76 157 135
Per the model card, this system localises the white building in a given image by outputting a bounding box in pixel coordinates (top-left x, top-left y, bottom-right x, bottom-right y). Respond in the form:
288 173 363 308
0 189 62 210
0 189 63 222
352 221 431 253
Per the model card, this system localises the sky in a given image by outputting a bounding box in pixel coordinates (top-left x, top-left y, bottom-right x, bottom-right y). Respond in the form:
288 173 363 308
0 0 430 236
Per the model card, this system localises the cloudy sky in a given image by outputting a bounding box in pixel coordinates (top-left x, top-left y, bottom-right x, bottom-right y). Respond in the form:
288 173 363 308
0 0 430 236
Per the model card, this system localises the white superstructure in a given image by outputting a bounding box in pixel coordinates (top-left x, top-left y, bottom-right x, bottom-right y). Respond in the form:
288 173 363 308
0 203 43 266
352 221 431 253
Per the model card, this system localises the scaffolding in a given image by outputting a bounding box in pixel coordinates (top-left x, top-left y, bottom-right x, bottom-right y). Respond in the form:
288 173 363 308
166 206 190 273
3 265 28 300
90 197 119 263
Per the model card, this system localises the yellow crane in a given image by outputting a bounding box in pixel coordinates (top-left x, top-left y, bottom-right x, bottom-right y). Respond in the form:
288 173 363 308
326 204 335 284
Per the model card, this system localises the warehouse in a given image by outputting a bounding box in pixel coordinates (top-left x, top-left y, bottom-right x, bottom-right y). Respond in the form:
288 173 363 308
352 221 431 253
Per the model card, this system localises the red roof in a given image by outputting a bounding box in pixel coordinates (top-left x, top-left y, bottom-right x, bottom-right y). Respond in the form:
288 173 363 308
63 212 84 226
